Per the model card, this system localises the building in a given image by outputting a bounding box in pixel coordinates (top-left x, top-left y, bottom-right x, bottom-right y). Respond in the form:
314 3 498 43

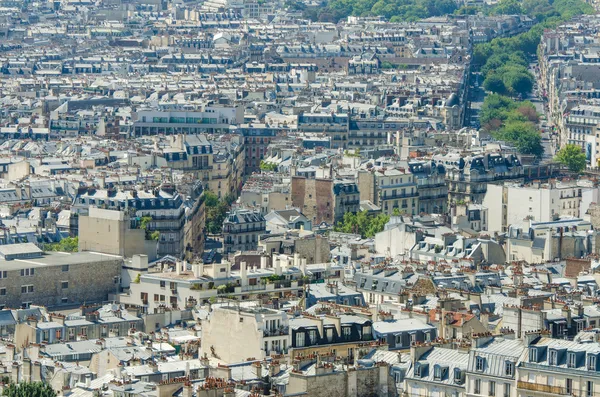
409 160 447 214
484 181 586 233
0 244 122 309
517 337 600 397
466 337 526 397
222 208 266 254
127 106 243 137
73 185 200 258
359 168 420 216
434 153 523 205
200 305 290 363
78 207 158 259
265 209 312 233
291 176 360 224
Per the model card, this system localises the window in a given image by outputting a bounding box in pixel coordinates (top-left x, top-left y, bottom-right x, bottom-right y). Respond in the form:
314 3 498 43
434 365 442 380
414 363 421 377
505 361 514 376
296 332 305 347
21 285 33 294
567 378 573 395
549 350 558 365
61 298 68 304
474 379 481 394
0 271 7 279
568 352 576 368
342 327 351 339
20 268 34 277
489 381 496 397
308 330 317 344
160 281 166 288
588 381 594 397
529 348 537 362
0 288 5 296
62 265 69 272
588 355 597 370
454 368 462 383
61 281 68 289
475 356 485 371
504 383 510 397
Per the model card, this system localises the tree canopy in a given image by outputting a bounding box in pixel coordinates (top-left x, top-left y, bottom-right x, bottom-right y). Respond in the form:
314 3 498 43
3 382 57 397
43 237 78 252
333 211 390 238
480 94 543 157
555 144 587 173
204 191 236 235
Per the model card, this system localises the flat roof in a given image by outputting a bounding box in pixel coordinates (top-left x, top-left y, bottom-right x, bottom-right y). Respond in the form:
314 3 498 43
0 251 122 272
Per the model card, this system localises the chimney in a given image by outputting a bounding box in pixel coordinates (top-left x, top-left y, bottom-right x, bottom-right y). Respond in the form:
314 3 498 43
300 258 307 276
241 261 247 282
275 258 282 276
260 255 268 269
193 262 204 278
176 261 182 275
294 253 300 268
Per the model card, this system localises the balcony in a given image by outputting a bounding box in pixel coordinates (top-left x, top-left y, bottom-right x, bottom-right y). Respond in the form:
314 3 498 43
263 326 289 337
517 381 569 395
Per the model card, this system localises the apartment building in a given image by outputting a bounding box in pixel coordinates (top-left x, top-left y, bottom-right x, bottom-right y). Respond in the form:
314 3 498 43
434 152 524 204
518 337 600 397
409 160 448 214
0 243 122 309
74 185 200 258
127 106 243 137
222 208 266 254
375 169 419 216
484 181 586 233
201 306 290 363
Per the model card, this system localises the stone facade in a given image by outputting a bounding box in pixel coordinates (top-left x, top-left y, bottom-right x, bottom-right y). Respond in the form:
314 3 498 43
0 252 122 309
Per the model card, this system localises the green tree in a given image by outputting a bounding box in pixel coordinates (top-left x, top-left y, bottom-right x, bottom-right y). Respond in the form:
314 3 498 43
556 144 587 173
43 237 78 252
334 211 390 238
493 121 543 157
204 191 233 235
3 382 57 397
483 74 507 94
259 161 278 172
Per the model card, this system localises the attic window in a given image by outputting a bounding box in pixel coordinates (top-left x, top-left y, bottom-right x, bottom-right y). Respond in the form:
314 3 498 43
475 356 485 371
567 352 576 368
588 355 597 370
549 350 558 366
529 348 537 362
505 361 514 376
414 363 422 377
454 368 462 383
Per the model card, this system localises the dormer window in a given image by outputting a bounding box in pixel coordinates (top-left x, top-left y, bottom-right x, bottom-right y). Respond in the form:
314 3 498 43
475 356 485 371
588 355 597 371
529 348 538 363
567 352 577 368
505 361 514 376
549 350 558 365
414 363 422 377
434 365 442 380
454 368 463 383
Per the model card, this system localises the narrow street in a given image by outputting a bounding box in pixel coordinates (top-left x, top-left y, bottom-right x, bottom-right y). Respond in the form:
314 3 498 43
528 62 556 162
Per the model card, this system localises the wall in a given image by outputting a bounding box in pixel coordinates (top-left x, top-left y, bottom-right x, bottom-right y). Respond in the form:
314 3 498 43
0 256 122 309
78 208 152 258
200 309 263 364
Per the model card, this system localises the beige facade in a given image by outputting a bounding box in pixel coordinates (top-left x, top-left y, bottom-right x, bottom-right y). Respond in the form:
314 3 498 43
78 207 157 259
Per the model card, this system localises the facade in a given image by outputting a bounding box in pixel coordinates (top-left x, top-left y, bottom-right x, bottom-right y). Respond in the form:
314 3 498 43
0 247 122 309
222 208 266 254
200 306 290 363
484 182 585 233
237 124 280 172
127 106 243 137
409 160 448 214
374 169 419 216
73 185 199 258
297 113 349 150
518 337 600 397
434 153 523 205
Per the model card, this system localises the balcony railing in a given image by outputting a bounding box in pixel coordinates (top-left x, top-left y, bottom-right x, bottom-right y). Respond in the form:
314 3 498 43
517 381 569 395
263 326 289 337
